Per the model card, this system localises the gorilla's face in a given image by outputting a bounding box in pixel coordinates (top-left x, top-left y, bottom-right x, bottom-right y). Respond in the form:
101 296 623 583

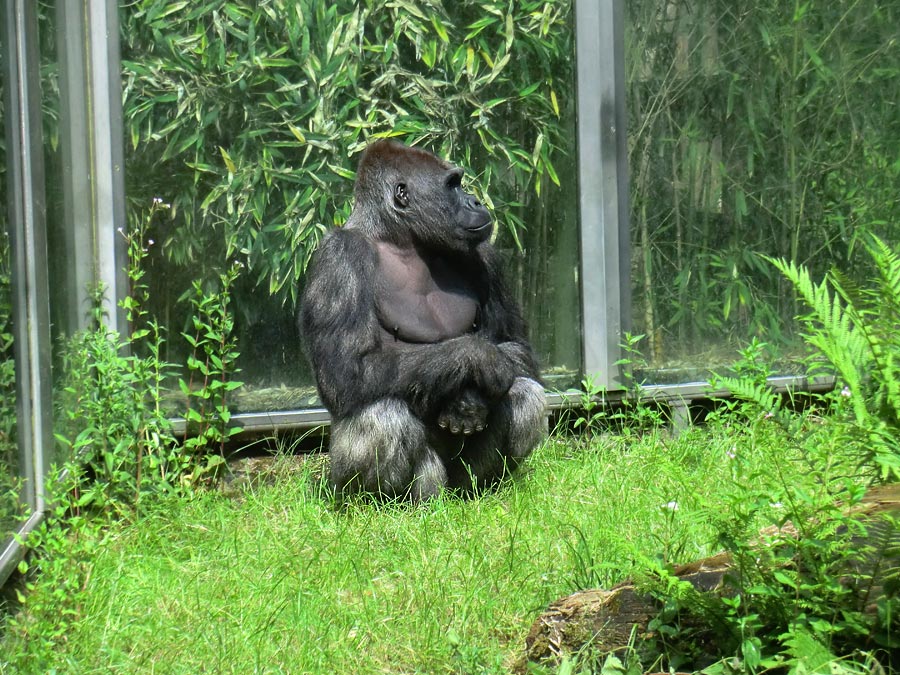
354 140 493 250
441 167 492 240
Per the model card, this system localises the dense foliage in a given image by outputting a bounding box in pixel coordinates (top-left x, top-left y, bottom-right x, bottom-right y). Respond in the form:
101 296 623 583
119 0 576 372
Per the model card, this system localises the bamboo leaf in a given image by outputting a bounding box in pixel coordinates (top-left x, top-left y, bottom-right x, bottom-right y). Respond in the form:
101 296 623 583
219 146 237 174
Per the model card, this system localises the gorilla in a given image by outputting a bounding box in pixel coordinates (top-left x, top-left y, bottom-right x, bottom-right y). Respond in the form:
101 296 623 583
300 139 546 501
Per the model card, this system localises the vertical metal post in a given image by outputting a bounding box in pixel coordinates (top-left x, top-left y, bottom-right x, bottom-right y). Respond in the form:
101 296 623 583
2 0 54 516
56 0 127 334
575 0 631 388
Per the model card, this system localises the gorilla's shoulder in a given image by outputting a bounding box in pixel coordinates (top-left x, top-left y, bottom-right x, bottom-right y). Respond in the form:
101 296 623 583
320 226 372 250
315 227 377 263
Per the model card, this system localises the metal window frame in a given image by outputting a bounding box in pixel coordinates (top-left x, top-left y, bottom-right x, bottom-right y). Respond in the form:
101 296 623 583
57 0 128 335
575 0 631 389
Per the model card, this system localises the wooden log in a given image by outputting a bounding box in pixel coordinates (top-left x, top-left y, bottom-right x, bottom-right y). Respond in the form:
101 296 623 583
518 553 732 669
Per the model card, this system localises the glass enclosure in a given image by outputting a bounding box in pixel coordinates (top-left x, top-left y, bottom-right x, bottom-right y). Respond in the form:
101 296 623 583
117 1 583 414
3 0 898 584
625 0 900 383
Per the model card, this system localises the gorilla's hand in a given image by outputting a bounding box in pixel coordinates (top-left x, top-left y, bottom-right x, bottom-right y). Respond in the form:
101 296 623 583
437 388 490 435
471 340 518 399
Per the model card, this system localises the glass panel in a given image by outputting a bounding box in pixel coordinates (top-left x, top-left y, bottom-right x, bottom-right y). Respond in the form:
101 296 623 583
40 3 66 353
626 0 900 383
0 81 21 543
119 1 581 415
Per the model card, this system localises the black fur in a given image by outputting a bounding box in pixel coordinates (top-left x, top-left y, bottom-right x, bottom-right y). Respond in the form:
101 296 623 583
300 140 546 500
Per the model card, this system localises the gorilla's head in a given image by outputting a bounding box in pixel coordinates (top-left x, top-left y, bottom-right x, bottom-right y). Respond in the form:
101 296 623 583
351 140 492 250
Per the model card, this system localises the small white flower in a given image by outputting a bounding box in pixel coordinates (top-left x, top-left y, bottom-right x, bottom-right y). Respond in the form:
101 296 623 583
147 239 155 246
841 386 851 398
770 502 784 509
726 447 737 460
662 500 679 512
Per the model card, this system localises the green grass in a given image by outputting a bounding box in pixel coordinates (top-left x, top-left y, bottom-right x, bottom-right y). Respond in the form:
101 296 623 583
1 421 824 674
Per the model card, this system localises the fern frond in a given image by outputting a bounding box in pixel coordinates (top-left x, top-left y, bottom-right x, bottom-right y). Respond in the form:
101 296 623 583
865 237 900 421
767 256 871 425
716 374 780 419
782 626 838 675
869 235 900 310
830 238 900 426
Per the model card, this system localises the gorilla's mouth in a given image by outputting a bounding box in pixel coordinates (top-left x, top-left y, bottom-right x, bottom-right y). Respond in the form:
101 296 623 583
466 221 491 233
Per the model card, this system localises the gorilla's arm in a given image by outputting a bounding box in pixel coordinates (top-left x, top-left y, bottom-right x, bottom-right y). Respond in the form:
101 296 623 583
300 229 518 419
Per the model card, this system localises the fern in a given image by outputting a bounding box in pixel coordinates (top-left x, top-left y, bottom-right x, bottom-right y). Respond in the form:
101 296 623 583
766 236 900 480
852 238 900 426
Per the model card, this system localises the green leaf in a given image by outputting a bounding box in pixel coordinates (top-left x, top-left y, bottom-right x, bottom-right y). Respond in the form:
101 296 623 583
184 408 203 423
431 15 449 43
773 569 797 589
219 146 237 174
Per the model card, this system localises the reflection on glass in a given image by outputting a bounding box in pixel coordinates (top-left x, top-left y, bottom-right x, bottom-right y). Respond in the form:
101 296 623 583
626 0 900 382
119 1 581 414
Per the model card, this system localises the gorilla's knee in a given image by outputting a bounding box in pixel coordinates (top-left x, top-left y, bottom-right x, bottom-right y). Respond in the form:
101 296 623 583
329 399 446 500
504 377 548 459
410 451 448 502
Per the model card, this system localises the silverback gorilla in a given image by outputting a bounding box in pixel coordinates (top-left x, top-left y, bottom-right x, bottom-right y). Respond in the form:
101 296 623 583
300 140 546 500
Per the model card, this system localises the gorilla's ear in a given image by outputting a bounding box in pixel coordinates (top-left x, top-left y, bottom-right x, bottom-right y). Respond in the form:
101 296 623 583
394 183 410 208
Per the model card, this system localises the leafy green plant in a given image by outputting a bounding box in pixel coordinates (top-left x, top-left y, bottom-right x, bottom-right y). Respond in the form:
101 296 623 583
54 210 180 512
178 262 244 481
709 338 783 424
52 201 245 510
712 237 900 482
572 373 607 441
613 332 666 432
4 465 106 673
634 416 893 674
572 333 667 441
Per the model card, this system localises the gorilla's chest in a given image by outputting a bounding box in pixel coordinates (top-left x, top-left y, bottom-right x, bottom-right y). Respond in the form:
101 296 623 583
373 242 479 344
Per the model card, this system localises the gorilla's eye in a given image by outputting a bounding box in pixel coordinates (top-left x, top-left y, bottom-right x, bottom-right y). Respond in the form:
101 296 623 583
394 183 410 208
